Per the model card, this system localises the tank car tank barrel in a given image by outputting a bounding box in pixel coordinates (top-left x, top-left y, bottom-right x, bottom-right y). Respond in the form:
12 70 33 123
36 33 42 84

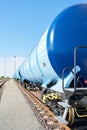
14 4 87 92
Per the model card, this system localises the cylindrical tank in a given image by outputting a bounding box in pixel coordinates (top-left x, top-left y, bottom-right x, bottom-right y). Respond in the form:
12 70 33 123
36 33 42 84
13 68 21 80
14 4 87 90
47 4 87 78
19 63 29 81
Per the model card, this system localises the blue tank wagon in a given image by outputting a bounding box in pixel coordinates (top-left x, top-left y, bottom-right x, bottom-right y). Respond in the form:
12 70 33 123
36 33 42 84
14 4 87 125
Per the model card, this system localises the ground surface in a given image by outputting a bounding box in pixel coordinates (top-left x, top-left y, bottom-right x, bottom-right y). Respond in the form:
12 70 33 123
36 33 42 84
0 79 44 130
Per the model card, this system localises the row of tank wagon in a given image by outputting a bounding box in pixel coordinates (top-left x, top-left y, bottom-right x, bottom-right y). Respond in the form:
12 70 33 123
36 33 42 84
13 4 87 125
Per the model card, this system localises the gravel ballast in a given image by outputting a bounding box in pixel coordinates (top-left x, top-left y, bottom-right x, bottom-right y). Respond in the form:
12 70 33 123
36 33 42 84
0 79 44 130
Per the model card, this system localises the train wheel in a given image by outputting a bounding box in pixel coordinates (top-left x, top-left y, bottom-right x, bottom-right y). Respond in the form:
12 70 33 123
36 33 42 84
67 108 74 125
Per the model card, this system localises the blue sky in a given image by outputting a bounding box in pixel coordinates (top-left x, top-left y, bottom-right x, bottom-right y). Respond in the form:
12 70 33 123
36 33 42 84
0 0 87 57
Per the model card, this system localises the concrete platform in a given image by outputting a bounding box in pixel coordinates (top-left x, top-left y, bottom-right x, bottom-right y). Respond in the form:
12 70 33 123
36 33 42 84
0 79 44 130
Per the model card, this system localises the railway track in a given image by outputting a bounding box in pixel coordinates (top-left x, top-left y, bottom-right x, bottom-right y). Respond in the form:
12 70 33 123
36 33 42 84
16 81 70 130
0 78 9 100
15 81 87 130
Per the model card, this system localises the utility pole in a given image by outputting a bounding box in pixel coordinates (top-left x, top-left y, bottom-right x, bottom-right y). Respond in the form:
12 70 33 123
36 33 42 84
14 56 16 73
4 57 6 77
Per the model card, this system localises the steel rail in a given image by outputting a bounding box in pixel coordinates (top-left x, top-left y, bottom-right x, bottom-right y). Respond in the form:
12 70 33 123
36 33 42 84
16 81 71 130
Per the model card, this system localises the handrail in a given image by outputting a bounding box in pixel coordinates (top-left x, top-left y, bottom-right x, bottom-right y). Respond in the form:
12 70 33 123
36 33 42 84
74 46 87 91
62 67 74 92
